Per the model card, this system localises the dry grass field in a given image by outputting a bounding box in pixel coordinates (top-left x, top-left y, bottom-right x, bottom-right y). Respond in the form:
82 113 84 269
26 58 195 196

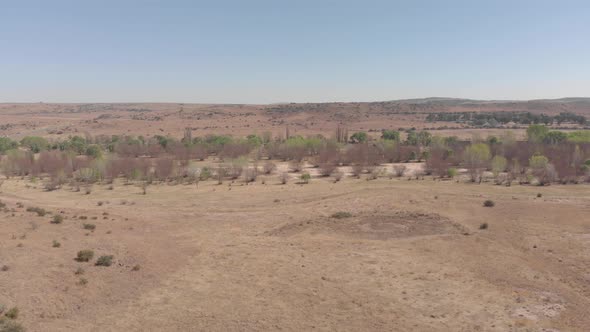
1 169 590 331
1 100 590 331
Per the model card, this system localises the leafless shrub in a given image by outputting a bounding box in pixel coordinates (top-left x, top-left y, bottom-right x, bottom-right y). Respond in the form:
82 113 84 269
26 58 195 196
226 163 243 180
262 161 276 174
243 168 257 183
426 147 451 178
318 162 336 177
351 164 364 178
216 166 226 184
367 167 381 180
393 165 406 177
154 158 174 181
279 172 289 184
289 160 303 173
220 142 252 160
332 169 344 182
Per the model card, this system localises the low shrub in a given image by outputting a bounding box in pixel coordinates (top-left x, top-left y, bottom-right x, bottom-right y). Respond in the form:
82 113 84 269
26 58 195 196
52 240 61 248
479 223 489 230
95 255 114 267
76 250 94 262
393 165 407 177
300 172 311 184
82 223 96 231
0 319 25 332
26 206 47 216
483 200 495 207
447 167 458 178
279 172 289 185
4 307 18 319
51 214 63 224
331 211 352 219
262 161 276 175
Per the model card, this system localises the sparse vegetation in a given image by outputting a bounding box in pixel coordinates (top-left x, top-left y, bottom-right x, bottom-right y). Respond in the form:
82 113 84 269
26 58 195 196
1 103 590 332
95 255 114 267
331 211 352 219
300 172 311 184
76 250 94 262
279 172 289 185
51 214 63 224
82 223 96 231
483 200 495 207
3 307 18 319
0 319 25 332
26 206 47 216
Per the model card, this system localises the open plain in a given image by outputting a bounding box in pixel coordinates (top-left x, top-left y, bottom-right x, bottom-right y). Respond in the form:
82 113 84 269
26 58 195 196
1 167 590 331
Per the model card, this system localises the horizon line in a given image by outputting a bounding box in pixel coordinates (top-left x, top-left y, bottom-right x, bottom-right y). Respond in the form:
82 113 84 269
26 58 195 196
1 96 590 106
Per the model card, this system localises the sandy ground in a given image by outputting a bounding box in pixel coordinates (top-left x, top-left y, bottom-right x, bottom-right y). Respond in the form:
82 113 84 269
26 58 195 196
1 172 590 331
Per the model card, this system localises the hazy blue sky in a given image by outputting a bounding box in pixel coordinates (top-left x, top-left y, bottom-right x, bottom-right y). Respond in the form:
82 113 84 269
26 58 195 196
1 0 589 103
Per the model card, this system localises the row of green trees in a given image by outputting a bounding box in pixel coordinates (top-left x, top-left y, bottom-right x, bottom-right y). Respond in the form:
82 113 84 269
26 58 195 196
426 111 587 126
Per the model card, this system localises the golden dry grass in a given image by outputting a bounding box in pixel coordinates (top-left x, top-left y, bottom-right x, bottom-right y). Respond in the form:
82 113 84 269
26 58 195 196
1 173 590 331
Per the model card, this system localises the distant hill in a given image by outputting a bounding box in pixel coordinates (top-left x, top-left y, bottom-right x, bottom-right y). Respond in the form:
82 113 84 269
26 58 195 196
1 97 589 139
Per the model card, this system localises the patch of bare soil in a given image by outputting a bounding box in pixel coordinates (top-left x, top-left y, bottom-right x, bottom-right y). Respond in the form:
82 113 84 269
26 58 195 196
269 211 466 240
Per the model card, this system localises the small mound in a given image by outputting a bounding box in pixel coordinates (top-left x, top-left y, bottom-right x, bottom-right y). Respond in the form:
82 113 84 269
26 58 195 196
267 211 465 240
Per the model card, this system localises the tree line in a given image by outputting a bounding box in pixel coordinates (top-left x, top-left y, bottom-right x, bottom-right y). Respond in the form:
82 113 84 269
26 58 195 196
0 125 589 191
425 111 587 127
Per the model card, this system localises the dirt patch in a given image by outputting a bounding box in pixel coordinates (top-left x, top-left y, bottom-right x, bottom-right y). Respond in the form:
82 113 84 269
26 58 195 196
268 210 466 240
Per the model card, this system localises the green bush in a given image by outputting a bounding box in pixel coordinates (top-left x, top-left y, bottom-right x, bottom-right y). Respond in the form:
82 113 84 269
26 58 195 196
350 132 368 143
0 137 18 154
447 167 458 178
20 136 49 153
95 255 114 267
526 124 549 143
381 130 400 141
300 172 311 184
